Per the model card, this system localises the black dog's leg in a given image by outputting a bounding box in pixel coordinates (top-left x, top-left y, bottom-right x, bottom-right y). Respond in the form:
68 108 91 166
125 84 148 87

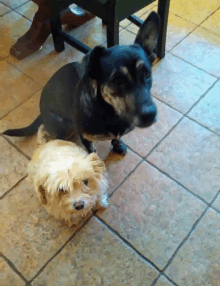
111 139 127 155
81 137 96 154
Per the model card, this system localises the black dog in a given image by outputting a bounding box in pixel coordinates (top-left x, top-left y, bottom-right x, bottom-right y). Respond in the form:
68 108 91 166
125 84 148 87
3 12 160 155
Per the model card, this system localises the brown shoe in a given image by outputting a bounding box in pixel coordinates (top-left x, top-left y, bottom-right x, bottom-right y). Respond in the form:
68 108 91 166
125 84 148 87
10 6 95 60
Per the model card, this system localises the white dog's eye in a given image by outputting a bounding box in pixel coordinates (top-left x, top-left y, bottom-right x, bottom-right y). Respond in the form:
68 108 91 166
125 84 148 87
59 187 66 192
83 179 88 186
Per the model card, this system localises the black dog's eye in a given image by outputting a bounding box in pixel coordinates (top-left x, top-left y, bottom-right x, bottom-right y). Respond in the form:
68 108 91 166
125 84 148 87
112 77 125 86
143 67 151 78
83 180 88 186
59 187 65 192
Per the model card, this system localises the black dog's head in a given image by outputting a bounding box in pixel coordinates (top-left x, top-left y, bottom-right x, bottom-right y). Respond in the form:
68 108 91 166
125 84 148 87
87 12 160 128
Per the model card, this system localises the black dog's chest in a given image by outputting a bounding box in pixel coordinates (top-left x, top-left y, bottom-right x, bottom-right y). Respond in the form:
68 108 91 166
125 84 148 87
82 108 132 141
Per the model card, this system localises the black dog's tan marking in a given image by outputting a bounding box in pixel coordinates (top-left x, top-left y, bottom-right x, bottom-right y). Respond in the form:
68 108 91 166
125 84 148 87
3 12 161 155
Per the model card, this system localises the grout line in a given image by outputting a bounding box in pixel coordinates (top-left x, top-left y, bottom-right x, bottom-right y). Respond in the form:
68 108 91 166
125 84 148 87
210 189 220 208
169 5 220 32
108 159 144 198
1 253 28 283
96 216 162 272
185 78 219 115
151 274 161 286
185 115 220 138
152 88 220 139
0 87 42 121
152 95 183 114
211 205 220 214
1 0 30 10
144 77 219 159
169 52 218 79
6 60 43 87
197 6 220 28
145 160 210 206
167 24 199 54
162 273 179 286
0 175 27 200
28 214 93 284
1 134 31 160
151 273 179 286
145 115 184 159
161 190 220 274
14 10 33 22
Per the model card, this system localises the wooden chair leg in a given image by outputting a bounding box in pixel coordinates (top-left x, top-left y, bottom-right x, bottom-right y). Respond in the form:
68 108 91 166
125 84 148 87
157 0 170 59
106 0 119 47
50 12 65 52
107 19 119 47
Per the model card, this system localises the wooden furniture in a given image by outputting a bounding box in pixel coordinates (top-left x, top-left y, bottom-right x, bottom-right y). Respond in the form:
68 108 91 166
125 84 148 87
10 1 95 60
50 0 170 58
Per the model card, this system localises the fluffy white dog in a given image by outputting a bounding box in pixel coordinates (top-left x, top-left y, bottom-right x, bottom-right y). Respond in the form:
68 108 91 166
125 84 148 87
28 139 108 226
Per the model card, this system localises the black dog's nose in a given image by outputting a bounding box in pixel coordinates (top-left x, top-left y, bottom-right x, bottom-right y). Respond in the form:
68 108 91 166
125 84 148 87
139 104 157 127
74 201 84 210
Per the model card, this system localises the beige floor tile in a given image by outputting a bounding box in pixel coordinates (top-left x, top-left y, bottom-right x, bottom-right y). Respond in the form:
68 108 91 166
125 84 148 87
188 80 220 135
0 10 31 39
0 177 82 280
98 161 206 269
0 3 11 16
0 257 25 286
212 193 220 212
165 209 220 286
8 36 68 86
156 276 174 286
15 1 38 21
68 17 107 48
151 53 216 113
201 8 220 35
0 31 17 61
95 141 142 194
1 0 28 9
32 217 159 286
123 98 182 157
0 61 40 118
8 18 107 86
170 0 220 25
119 29 136 45
171 26 220 78
0 136 28 197
126 9 197 52
0 90 41 158
148 118 220 203
125 7 157 34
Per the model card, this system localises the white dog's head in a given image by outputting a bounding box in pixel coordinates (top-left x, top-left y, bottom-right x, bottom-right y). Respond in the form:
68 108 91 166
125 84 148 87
28 140 108 223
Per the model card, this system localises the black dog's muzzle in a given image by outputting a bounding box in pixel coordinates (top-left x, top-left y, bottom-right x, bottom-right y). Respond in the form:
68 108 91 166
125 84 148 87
135 89 157 128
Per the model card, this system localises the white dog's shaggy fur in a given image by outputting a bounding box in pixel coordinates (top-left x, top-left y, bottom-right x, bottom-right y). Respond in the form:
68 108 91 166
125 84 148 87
28 139 108 226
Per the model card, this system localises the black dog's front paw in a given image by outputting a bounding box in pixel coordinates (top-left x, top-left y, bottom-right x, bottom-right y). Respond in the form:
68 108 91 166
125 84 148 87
111 139 127 155
81 137 96 154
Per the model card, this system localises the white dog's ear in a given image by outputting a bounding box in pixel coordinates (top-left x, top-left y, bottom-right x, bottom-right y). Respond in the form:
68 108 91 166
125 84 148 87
87 153 106 178
37 185 47 205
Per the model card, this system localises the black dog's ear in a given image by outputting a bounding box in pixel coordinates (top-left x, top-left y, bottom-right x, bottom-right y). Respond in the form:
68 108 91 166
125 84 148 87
87 46 106 80
135 11 161 62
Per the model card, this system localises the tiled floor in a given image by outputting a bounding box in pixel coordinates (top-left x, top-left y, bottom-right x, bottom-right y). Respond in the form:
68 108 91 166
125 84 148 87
0 1 220 285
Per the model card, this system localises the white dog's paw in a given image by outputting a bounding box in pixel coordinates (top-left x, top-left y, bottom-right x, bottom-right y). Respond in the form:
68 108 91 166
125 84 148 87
96 194 108 210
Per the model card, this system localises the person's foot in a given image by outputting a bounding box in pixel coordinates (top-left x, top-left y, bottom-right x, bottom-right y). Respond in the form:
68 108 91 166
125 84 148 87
10 22 51 60
10 6 95 60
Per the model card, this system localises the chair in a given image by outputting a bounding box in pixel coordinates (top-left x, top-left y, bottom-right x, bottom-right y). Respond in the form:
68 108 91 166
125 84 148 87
50 0 170 59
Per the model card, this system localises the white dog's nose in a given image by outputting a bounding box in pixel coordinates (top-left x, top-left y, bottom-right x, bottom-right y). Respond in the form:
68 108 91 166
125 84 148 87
74 201 84 210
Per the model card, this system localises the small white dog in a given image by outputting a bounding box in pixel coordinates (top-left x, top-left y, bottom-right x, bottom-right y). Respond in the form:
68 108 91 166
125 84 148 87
28 139 108 226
